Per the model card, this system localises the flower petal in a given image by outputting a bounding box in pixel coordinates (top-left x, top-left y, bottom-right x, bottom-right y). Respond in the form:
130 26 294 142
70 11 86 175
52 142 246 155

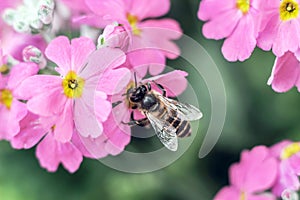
36 133 83 173
97 68 131 95
11 112 46 149
7 62 39 91
85 0 126 22
45 36 71 75
71 37 95 73
36 133 60 172
15 75 62 100
273 20 300 57
145 70 188 97
0 99 27 139
257 14 279 52
214 186 240 200
203 10 242 40
74 91 106 138
139 19 182 59
27 87 67 117
198 0 237 21
242 146 278 193
103 113 131 155
59 141 83 173
268 52 300 93
125 0 170 20
94 91 111 122
73 133 109 159
80 47 126 79
53 100 74 142
221 14 257 62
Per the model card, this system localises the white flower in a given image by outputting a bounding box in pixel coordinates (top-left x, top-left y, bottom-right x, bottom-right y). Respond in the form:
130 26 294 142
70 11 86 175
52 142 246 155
2 0 55 33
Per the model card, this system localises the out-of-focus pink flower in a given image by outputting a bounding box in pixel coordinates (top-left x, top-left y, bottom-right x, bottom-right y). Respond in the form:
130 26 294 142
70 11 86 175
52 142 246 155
16 36 126 142
270 141 300 196
1 28 46 61
258 0 300 57
0 0 20 11
83 0 182 76
214 146 278 200
0 62 38 140
11 112 83 173
267 51 300 93
0 0 47 60
59 0 90 15
198 0 261 62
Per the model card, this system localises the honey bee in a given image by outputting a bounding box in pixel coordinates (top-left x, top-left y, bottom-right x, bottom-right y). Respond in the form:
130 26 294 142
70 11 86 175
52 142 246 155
124 78 203 151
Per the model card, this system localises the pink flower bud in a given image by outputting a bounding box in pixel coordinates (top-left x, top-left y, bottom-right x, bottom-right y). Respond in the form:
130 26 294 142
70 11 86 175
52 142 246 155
22 45 46 69
97 23 129 51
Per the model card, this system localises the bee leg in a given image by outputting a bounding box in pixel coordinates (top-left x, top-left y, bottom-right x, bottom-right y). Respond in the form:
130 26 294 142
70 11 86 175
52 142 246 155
135 118 150 127
147 82 151 91
152 81 166 97
122 118 150 127
129 112 150 127
121 121 137 126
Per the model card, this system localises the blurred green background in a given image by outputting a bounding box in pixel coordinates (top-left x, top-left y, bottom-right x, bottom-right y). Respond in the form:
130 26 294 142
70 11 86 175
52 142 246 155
1 0 300 200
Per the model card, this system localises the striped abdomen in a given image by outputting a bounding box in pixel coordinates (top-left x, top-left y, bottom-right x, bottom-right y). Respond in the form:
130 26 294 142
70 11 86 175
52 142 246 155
166 116 191 137
150 101 192 137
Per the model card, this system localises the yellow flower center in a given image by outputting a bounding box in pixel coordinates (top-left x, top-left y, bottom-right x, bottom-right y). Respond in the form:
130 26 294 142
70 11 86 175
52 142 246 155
62 71 84 98
127 13 141 36
236 0 250 14
240 191 246 200
0 64 9 74
0 89 13 109
281 143 300 159
280 0 299 21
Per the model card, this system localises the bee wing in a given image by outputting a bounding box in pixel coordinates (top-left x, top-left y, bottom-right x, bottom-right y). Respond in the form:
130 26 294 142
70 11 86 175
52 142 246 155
158 95 203 121
146 112 178 151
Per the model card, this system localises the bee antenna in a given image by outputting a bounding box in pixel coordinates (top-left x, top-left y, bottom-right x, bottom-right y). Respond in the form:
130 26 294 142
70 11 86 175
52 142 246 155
134 72 137 88
122 92 128 96
112 101 122 108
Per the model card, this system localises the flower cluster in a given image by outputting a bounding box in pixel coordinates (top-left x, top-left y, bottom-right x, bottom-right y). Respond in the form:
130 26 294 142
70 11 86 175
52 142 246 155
198 0 300 93
214 141 300 200
0 0 185 172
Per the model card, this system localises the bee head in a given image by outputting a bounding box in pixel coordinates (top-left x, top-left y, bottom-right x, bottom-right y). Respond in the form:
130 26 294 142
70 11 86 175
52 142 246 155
129 85 147 102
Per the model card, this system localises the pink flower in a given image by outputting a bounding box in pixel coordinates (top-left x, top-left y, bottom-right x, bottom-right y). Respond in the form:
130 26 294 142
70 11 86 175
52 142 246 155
11 112 83 173
267 51 300 93
257 0 300 57
17 36 127 142
83 0 182 76
214 146 278 200
198 0 261 62
270 141 300 196
0 62 38 140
